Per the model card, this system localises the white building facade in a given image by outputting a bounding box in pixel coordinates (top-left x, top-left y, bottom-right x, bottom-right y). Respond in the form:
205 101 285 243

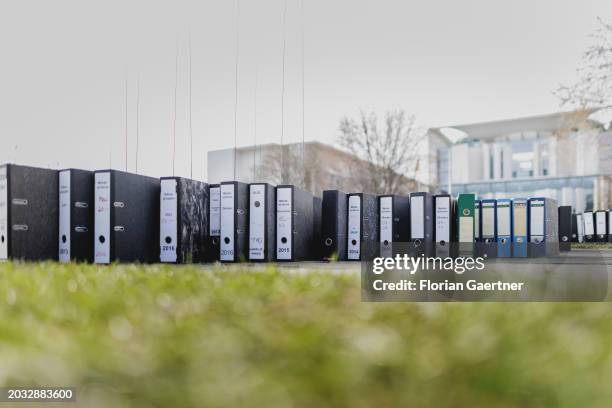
432 110 612 213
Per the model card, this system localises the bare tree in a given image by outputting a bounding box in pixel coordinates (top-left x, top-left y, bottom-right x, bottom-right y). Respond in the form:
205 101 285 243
556 18 612 109
337 109 424 195
255 143 323 193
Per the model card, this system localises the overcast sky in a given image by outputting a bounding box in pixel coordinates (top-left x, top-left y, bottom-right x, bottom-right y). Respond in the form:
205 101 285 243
0 0 610 180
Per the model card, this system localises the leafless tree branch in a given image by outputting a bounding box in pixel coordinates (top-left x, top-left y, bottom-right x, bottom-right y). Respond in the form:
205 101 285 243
337 109 424 194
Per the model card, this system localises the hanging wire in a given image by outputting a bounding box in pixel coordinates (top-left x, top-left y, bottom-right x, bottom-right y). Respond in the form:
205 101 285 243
172 37 179 177
301 0 305 185
189 30 194 179
136 75 140 174
233 0 241 180
253 65 258 180
280 0 288 184
125 74 128 172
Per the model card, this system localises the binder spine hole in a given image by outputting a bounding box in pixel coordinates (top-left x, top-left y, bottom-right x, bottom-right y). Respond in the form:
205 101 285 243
351 239 357 246
383 240 389 246
414 239 421 247
324 238 333 246
281 237 288 244
212 237 219 245
165 236 172 244
0 235 4 243
99 235 105 243
224 237 230 244
439 240 446 246
62 235 67 243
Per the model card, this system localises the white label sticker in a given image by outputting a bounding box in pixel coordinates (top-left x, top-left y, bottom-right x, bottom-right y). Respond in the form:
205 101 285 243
276 187 292 260
209 186 221 236
160 179 178 263
481 202 495 238
220 184 235 261
435 196 450 243
608 212 612 235
497 202 511 236
59 170 71 262
474 205 480 239
347 195 361 260
379 196 393 258
0 166 7 260
459 217 473 243
410 196 424 239
380 197 393 244
576 214 584 241
249 184 266 260
596 212 607 236
94 172 111 264
513 200 527 237
529 200 545 239
583 212 594 236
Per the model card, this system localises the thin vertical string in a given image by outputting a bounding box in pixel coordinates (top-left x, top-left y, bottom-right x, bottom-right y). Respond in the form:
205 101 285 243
189 31 194 179
280 0 288 184
300 0 305 185
233 0 240 180
136 75 140 174
253 65 258 180
172 38 179 177
125 75 128 172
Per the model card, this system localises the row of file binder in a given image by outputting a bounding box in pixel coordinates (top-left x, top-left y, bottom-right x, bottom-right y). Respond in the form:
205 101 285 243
456 195 561 258
0 163 571 264
0 165 324 263
319 191 563 260
572 210 612 243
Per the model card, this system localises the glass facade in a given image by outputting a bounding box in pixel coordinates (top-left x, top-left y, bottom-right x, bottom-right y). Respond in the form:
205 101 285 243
437 147 449 189
510 139 534 178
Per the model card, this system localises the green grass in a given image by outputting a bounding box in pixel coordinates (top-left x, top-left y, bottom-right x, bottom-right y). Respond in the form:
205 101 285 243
1 262 612 407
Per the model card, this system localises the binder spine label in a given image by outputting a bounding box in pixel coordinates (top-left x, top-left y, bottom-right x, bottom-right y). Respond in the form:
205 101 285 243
249 185 266 260
596 212 606 236
481 202 495 241
59 170 71 262
497 203 511 237
159 179 178 263
576 214 584 242
0 166 7 260
410 196 424 239
459 217 473 242
529 200 545 241
475 205 480 240
94 172 111 264
513 201 527 237
276 187 292 260
435 196 450 243
209 186 221 237
379 196 392 258
583 212 594 236
347 195 361 260
220 184 235 261
379 197 392 244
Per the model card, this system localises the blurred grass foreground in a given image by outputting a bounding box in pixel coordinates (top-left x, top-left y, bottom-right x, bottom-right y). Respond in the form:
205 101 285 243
1 262 612 407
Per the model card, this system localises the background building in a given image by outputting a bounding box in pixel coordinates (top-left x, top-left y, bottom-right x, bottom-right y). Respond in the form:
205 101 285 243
208 141 427 197
432 109 612 212
209 109 612 212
